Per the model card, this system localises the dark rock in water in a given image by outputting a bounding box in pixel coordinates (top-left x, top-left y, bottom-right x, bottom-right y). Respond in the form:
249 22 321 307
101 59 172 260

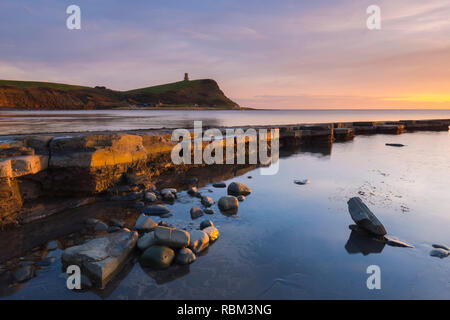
187 186 198 196
204 208 215 215
386 143 405 147
200 219 214 230
160 213 173 218
109 218 125 228
162 191 175 201
140 245 175 269
430 248 449 258
190 207 204 220
158 220 173 228
135 214 157 232
384 236 414 248
347 197 387 236
218 196 239 214
86 218 100 226
142 204 171 216
62 229 138 288
194 191 203 198
144 191 157 202
14 265 35 283
248 176 253 179
212 182 226 188
201 196 214 207
432 244 450 251
237 195 246 202
94 221 108 232
175 248 196 265
294 179 310 185
108 226 121 233
189 230 209 254
227 182 251 196
36 257 56 267
137 232 156 251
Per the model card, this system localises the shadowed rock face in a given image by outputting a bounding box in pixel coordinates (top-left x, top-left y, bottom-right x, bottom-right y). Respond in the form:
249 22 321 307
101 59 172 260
347 197 387 236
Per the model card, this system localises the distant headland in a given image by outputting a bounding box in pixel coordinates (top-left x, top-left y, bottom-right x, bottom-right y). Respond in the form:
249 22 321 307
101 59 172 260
0 74 246 110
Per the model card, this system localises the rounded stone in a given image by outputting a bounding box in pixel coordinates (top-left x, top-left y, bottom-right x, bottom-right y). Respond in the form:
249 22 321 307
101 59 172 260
175 248 197 265
218 196 239 213
227 182 251 196
140 245 175 269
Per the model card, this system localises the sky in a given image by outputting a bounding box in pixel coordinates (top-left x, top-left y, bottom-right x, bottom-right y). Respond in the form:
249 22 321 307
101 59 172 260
1 0 450 109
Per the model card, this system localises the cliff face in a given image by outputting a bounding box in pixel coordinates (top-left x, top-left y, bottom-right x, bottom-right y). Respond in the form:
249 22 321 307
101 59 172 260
0 79 239 110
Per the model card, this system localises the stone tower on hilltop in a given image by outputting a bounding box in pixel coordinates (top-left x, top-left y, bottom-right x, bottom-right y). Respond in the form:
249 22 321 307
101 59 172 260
184 73 189 81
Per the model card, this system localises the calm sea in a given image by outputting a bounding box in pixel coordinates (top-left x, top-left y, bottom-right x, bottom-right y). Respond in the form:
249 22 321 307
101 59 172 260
1 109 450 135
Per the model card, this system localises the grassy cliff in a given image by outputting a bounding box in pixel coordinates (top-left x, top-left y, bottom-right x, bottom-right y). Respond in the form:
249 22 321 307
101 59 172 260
0 79 240 110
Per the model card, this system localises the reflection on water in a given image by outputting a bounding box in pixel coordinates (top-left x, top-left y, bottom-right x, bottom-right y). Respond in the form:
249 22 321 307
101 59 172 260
0 131 449 299
1 109 450 135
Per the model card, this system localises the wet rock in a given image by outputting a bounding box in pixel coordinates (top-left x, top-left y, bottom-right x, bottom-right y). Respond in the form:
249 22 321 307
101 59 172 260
430 248 449 258
36 257 56 267
109 218 125 228
135 214 157 232
142 204 171 216
154 226 190 249
201 196 214 207
190 207 204 220
161 188 177 201
200 219 214 230
203 226 219 242
108 226 121 233
62 229 138 288
189 230 210 254
94 221 108 232
46 240 58 251
204 208 215 215
14 265 35 283
237 195 245 202
140 245 175 269
386 143 405 147
248 176 253 179
187 186 198 196
384 236 414 248
347 197 387 236
218 196 239 214
137 232 156 251
175 248 196 265
432 244 450 251
144 191 157 202
212 182 226 188
294 179 310 185
158 221 174 228
227 182 251 196
86 218 100 226
160 213 173 218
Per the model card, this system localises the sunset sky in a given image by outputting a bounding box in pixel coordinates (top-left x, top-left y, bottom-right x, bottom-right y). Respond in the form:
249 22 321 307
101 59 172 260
1 0 449 109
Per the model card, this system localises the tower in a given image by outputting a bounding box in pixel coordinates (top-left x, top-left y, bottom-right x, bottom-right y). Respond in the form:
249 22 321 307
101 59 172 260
184 73 189 81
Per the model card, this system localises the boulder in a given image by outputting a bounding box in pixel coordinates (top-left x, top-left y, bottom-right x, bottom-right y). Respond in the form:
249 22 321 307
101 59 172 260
190 207 204 220
189 230 209 254
175 248 197 265
227 182 251 196
201 196 214 207
430 248 449 258
137 232 156 251
204 208 215 215
347 197 387 236
218 196 239 214
140 245 175 269
14 265 35 283
142 204 171 216
161 188 177 201
62 229 138 288
187 187 198 196
144 192 157 202
203 226 219 242
200 219 214 230
134 214 157 232
154 226 190 248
